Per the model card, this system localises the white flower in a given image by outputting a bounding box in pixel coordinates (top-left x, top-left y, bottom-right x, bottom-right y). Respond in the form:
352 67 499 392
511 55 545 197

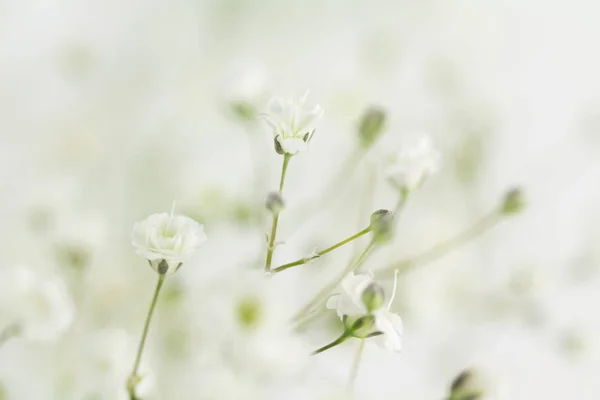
262 90 324 155
131 212 207 274
0 266 74 342
382 136 441 192
327 272 403 352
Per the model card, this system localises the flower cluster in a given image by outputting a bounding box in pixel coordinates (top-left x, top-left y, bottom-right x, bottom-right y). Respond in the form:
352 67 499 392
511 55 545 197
118 91 526 399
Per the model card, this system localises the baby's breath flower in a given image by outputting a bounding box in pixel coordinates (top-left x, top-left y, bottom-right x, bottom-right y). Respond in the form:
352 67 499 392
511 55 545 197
327 272 403 352
383 136 441 192
131 213 207 275
0 266 74 342
262 90 323 155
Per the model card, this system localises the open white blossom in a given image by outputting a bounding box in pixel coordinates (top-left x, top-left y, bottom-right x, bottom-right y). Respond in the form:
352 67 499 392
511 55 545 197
131 212 207 274
327 272 403 352
382 136 441 192
0 266 74 342
262 90 324 155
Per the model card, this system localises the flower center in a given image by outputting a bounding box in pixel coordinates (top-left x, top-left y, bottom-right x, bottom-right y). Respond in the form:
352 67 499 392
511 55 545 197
236 296 262 330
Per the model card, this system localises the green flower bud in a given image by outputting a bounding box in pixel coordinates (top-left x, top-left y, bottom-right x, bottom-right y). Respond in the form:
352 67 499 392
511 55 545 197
361 282 386 312
358 107 386 148
449 369 484 400
230 101 256 122
237 296 262 330
348 314 377 339
501 188 526 215
265 191 285 214
369 209 395 243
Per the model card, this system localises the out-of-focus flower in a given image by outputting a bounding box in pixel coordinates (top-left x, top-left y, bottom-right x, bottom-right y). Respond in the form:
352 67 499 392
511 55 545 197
190 268 309 380
131 213 207 275
0 266 74 342
262 90 324 155
58 329 155 400
327 272 403 352
382 136 441 192
357 107 386 149
448 369 485 400
53 211 107 271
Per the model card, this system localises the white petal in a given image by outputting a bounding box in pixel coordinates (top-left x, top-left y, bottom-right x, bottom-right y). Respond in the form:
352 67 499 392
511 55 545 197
374 310 403 352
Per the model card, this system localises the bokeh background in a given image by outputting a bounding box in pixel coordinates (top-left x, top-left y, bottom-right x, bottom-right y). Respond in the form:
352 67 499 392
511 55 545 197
1 0 600 399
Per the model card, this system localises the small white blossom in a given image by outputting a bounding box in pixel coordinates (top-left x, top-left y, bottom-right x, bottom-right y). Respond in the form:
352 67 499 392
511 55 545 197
327 272 403 352
131 212 207 274
383 136 441 192
0 266 74 342
262 90 324 155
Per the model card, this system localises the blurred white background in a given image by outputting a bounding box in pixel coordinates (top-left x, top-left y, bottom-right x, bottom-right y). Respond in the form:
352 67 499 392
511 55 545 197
0 0 600 399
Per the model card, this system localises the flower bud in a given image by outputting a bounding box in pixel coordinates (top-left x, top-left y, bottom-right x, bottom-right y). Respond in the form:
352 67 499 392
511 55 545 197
500 188 525 215
348 314 377 339
361 282 386 313
265 191 285 214
230 101 256 122
237 297 262 330
449 369 484 400
369 209 395 243
358 107 386 148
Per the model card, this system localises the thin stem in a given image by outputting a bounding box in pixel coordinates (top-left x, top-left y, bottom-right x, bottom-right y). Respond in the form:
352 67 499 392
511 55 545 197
272 227 371 273
264 154 292 272
347 340 366 392
376 211 502 279
279 153 292 191
127 274 166 400
293 240 376 322
312 333 349 355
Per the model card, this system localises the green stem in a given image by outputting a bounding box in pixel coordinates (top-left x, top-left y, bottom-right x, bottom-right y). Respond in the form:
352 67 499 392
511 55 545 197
293 240 376 322
376 211 502 279
264 154 292 272
272 227 371 273
347 340 366 391
279 154 291 192
127 274 165 400
312 332 349 355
